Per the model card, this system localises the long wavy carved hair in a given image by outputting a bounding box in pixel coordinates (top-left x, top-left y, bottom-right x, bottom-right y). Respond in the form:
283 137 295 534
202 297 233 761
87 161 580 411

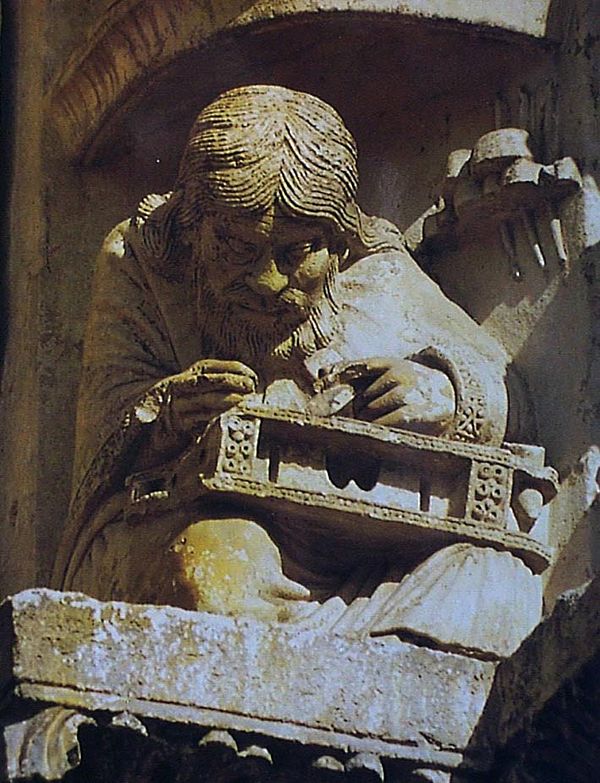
135 85 404 276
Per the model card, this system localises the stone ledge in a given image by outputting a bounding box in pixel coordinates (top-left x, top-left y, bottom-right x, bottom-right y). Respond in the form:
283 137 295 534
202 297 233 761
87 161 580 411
0 589 496 774
465 573 600 756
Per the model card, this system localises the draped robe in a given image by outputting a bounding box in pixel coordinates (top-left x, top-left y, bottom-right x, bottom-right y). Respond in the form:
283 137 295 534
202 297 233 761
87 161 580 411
52 203 529 655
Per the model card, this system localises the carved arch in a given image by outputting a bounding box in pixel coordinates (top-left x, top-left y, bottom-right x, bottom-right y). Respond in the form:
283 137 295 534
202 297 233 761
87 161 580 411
47 0 557 164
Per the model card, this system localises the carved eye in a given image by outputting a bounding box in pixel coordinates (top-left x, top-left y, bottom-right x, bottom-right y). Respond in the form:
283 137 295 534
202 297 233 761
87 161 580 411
218 233 258 264
280 237 325 266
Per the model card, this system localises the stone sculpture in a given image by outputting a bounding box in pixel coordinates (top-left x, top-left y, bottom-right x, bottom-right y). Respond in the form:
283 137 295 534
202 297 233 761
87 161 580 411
410 127 583 279
53 85 556 657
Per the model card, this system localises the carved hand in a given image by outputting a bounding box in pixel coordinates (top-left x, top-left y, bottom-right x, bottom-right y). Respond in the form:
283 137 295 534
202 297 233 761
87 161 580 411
166 359 258 433
321 358 456 433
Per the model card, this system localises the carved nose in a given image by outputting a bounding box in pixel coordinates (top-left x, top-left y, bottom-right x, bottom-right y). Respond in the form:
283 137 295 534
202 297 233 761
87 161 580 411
246 255 288 297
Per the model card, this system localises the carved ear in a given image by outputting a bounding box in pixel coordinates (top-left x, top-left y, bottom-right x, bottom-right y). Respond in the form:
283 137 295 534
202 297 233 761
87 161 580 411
133 191 187 281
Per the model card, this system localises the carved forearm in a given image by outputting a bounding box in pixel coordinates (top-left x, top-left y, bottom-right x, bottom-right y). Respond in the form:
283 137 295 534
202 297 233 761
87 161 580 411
129 381 193 472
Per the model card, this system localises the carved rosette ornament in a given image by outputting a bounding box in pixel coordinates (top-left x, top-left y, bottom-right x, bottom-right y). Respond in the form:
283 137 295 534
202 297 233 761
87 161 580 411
220 416 257 475
468 462 510 527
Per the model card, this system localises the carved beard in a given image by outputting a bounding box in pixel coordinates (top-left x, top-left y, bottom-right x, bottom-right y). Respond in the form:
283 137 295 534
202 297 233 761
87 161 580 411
195 259 341 375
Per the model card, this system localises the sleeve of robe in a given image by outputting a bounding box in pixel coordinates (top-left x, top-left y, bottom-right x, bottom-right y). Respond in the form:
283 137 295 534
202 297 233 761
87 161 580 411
53 219 182 588
338 250 509 445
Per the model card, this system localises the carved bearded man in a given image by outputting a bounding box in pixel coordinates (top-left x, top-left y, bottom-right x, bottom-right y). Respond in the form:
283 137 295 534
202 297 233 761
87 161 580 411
54 86 540 649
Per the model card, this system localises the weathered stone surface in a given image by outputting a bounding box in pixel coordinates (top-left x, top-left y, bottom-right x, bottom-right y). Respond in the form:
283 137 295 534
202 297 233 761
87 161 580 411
3 707 95 782
0 589 496 771
48 0 556 162
52 84 551 661
458 574 600 778
4 2 598 616
3 583 600 781
2 4 600 778
469 573 600 752
413 128 583 277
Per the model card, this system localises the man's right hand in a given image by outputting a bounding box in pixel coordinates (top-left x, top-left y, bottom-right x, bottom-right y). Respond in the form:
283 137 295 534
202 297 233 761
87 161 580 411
166 359 258 434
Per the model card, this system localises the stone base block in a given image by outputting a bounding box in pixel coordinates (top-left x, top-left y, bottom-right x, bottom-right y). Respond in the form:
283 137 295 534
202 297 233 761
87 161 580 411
0 590 498 781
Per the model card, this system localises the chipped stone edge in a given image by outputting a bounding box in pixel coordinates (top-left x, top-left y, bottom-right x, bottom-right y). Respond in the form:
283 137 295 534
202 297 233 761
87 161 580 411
0 589 498 771
13 682 466 769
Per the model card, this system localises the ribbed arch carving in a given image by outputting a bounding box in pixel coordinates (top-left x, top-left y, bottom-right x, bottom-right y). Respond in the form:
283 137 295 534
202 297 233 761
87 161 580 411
47 0 554 164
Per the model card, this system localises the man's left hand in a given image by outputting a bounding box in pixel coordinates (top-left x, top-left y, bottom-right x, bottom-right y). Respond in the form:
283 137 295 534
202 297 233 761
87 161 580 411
319 357 456 433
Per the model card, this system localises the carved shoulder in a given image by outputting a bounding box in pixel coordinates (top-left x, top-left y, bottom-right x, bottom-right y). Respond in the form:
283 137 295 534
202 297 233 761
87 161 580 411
127 192 182 279
95 193 174 269
338 249 463 323
340 248 418 287
337 250 509 444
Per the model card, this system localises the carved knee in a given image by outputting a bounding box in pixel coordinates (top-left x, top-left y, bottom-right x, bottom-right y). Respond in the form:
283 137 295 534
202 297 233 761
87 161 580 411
166 517 310 620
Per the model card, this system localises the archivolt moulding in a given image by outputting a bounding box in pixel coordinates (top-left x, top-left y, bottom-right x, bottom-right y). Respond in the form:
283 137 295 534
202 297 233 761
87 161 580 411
47 0 557 165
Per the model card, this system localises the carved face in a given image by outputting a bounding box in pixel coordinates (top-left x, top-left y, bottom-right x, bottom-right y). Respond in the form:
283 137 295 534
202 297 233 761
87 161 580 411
197 210 335 328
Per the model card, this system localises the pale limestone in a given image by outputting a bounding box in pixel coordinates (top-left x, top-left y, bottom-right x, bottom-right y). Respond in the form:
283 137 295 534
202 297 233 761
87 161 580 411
49 86 558 659
1 1 600 781
0 589 497 770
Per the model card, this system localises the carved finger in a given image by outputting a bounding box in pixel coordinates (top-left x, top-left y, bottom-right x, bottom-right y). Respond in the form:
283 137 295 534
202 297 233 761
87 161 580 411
318 359 385 388
358 369 409 406
187 359 259 383
172 393 246 429
357 387 409 421
264 572 311 601
179 373 256 395
201 372 256 393
373 402 450 429
179 391 246 412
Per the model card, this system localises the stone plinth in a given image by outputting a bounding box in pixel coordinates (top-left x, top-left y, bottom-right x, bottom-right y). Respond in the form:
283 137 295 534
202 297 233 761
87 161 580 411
0 589 497 782
3 585 600 781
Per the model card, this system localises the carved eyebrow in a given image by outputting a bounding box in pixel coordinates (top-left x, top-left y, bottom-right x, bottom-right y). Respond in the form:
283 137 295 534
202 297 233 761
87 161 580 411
282 236 326 252
215 227 258 255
